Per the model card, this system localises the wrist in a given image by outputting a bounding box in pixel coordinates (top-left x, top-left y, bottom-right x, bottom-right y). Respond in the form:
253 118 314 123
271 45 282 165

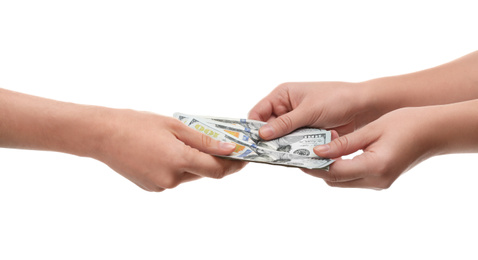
352 80 390 126
59 105 118 160
359 78 397 115
425 100 478 156
395 102 478 161
349 82 369 113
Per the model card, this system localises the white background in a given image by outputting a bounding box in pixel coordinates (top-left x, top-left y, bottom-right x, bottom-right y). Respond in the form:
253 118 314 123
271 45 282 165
1 1 478 259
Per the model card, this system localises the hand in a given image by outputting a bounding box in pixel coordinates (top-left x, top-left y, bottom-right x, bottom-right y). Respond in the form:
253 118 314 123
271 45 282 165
301 106 444 190
94 110 247 192
248 82 377 139
0 89 246 192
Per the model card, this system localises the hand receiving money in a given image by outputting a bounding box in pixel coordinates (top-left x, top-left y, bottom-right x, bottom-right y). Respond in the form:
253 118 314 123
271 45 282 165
174 113 334 170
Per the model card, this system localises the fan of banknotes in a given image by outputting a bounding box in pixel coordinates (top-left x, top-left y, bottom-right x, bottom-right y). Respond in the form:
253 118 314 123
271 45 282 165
174 113 334 170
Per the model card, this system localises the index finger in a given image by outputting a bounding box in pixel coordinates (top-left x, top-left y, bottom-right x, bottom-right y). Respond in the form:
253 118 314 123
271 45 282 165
248 96 274 122
301 152 376 182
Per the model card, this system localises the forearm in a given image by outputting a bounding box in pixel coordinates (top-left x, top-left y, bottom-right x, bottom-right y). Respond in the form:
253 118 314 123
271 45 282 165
361 51 478 116
426 99 478 156
0 88 113 158
308 99 478 190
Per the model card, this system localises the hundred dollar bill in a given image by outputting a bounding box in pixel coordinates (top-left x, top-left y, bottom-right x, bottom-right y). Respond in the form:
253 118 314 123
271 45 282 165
174 113 334 169
201 115 266 131
179 113 331 157
182 116 332 169
180 116 256 158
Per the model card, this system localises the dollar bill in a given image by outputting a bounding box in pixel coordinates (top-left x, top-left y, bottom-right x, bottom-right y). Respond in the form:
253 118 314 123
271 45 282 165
174 113 334 169
199 114 331 157
201 115 266 131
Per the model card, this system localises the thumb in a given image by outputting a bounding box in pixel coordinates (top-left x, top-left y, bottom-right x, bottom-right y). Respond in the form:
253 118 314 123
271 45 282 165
313 130 373 158
258 108 308 140
176 124 237 156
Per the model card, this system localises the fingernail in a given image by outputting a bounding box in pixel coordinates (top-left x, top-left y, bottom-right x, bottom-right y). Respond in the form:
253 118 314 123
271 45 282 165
314 144 330 154
260 125 274 139
220 142 236 151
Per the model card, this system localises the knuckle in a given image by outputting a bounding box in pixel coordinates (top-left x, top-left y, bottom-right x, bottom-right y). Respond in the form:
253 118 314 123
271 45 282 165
152 187 166 192
276 82 292 90
233 161 248 172
209 167 227 179
333 135 351 151
211 171 227 180
200 133 214 148
276 114 294 132
223 161 245 175
276 82 300 91
155 174 181 189
167 116 184 130
175 157 189 170
377 178 394 190
179 146 199 167
165 178 181 189
371 161 389 179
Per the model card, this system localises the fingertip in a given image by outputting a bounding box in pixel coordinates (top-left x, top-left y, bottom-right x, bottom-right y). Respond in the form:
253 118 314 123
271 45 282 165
217 158 248 176
247 110 261 121
313 144 330 157
330 130 340 140
259 125 275 140
248 100 272 122
218 142 237 154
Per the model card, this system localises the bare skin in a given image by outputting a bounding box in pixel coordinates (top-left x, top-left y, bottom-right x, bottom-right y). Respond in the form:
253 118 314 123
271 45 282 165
0 89 246 192
306 101 478 189
249 51 478 189
250 51 478 138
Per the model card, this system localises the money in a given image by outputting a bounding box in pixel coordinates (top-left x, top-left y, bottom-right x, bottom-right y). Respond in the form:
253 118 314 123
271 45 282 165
174 113 334 170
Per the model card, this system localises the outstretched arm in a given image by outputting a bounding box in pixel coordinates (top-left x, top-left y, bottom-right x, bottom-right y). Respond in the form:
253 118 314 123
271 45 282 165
249 51 478 138
0 88 246 191
304 99 478 189
363 50 478 117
